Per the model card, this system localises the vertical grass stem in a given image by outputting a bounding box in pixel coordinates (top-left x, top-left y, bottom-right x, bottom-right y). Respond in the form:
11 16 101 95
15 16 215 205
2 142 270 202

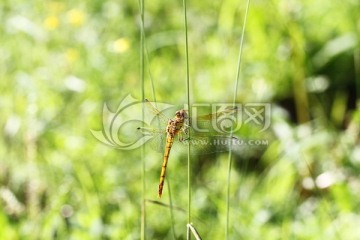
182 0 192 238
226 0 251 239
139 0 146 239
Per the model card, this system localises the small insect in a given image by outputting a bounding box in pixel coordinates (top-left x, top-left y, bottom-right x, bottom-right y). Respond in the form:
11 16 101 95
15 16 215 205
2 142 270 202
138 99 239 198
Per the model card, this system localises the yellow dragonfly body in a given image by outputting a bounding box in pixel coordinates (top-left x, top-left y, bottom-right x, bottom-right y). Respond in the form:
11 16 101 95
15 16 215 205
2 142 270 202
159 109 187 197
139 99 239 198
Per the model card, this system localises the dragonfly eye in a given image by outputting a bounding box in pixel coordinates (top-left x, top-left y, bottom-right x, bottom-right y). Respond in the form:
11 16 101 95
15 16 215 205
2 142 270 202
175 109 187 118
182 110 188 118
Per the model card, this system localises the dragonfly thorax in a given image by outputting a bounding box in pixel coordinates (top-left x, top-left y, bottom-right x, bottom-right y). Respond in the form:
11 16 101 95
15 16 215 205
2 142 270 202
166 109 187 138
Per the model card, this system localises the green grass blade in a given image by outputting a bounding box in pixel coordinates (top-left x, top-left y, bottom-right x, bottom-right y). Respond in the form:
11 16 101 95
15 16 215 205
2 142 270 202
182 0 192 238
187 223 202 240
139 0 146 239
226 0 251 239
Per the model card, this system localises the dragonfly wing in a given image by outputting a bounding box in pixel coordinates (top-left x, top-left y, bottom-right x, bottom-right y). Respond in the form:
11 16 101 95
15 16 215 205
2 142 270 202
195 107 238 121
137 127 166 153
144 99 171 125
136 99 174 153
190 107 240 135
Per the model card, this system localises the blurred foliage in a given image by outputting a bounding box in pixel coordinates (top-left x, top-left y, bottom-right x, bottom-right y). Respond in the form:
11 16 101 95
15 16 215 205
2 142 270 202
0 0 359 239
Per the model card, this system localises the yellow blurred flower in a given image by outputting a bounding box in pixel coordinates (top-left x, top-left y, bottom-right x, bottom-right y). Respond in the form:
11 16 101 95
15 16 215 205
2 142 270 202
113 38 130 53
67 9 86 27
65 48 79 63
44 16 59 30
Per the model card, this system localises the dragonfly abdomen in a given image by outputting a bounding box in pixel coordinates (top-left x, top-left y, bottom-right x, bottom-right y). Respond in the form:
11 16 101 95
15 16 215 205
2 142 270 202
158 109 187 198
158 135 174 197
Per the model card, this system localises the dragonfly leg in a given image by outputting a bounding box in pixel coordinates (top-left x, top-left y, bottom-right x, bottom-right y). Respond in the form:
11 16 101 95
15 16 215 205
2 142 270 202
178 125 189 142
183 123 189 134
178 132 184 142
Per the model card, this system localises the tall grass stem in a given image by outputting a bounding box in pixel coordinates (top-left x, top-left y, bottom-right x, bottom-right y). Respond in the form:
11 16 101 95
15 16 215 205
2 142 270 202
139 0 146 238
226 0 251 239
182 0 192 238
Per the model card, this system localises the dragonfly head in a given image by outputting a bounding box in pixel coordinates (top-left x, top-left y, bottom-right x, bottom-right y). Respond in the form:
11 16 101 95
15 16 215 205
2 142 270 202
175 109 187 120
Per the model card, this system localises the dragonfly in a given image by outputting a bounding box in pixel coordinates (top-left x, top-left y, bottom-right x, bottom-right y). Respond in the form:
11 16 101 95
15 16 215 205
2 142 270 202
138 99 240 198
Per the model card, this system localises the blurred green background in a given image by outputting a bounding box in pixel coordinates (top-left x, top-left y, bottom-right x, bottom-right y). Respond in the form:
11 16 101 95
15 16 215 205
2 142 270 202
1 0 360 239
